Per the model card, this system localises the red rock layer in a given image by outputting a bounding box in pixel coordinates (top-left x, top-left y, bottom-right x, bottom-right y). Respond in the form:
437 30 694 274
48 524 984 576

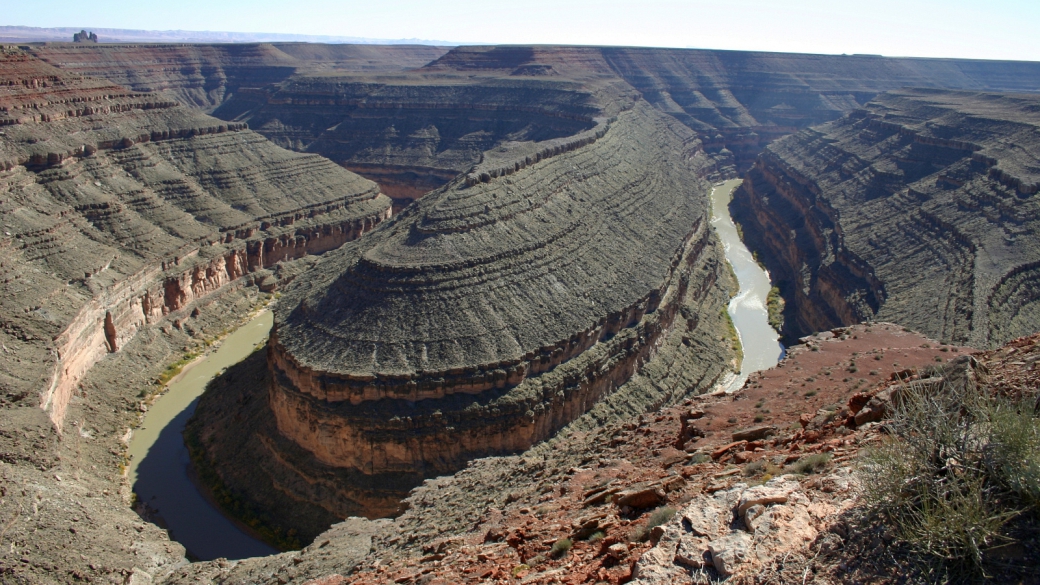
0 48 392 427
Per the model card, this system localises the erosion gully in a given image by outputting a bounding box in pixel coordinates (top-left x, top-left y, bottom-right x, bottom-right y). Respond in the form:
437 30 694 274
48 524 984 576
125 179 780 562
127 311 277 561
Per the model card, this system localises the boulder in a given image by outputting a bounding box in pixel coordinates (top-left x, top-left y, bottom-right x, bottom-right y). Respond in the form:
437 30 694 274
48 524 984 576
708 532 754 577
732 425 777 442
615 486 666 509
673 534 710 568
737 483 792 516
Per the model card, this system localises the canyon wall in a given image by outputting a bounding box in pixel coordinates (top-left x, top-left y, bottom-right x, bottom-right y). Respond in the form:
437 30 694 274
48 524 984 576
211 71 615 207
188 100 738 539
0 48 392 428
31 43 1040 210
181 47 1040 533
26 43 448 112
732 89 1040 348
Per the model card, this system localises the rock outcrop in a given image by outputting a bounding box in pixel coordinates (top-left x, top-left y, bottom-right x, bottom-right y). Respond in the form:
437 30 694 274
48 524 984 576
263 100 722 515
733 89 1040 347
0 47 391 428
215 45 1040 201
27 43 448 112
212 67 615 208
175 322 980 584
185 97 740 537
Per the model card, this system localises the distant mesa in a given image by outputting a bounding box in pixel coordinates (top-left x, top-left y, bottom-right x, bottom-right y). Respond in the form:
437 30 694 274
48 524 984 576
72 30 98 43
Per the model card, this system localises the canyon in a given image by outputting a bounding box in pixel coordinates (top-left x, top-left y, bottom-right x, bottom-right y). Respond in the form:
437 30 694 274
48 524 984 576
209 45 1040 197
0 38 1039 584
0 46 392 432
732 89 1040 348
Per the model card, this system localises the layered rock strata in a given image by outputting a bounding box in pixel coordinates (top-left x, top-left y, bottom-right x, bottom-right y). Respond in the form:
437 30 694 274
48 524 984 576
26 43 448 112
214 71 612 207
0 48 391 427
257 101 722 516
732 89 1040 347
215 45 1040 198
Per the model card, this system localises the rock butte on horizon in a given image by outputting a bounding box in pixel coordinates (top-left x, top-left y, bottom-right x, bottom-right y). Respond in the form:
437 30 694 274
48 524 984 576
1 40 1040 583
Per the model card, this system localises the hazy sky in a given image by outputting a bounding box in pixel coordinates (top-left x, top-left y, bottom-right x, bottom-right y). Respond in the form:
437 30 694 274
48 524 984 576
7 0 1040 61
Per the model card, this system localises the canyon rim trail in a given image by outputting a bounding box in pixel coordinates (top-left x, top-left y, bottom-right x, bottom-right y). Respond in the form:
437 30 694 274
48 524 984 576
0 28 1038 584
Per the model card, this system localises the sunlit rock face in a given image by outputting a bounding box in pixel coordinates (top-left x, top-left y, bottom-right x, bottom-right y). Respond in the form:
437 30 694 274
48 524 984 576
264 100 723 514
732 89 1040 348
0 48 391 427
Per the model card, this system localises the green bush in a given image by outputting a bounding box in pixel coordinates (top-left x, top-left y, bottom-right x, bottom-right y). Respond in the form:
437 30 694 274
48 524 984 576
859 366 1040 578
629 506 677 543
549 538 572 558
647 506 677 529
786 452 831 475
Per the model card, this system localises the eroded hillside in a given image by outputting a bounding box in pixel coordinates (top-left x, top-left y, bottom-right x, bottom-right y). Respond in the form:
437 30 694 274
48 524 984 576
0 46 392 430
187 99 740 540
733 89 1040 347
212 45 1040 199
26 43 448 112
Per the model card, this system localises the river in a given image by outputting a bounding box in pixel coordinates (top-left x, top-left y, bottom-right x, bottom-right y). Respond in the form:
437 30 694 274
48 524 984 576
710 179 784 392
125 178 779 560
127 311 277 561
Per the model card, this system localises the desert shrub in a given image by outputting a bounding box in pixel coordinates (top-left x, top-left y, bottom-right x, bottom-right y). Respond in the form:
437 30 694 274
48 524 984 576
587 530 606 543
689 453 710 464
549 538 572 558
745 459 783 479
630 506 677 543
786 452 831 475
647 506 677 530
985 399 1040 508
859 367 1040 578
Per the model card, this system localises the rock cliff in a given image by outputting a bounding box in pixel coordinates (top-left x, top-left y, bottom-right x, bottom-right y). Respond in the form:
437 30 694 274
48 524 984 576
732 89 1040 347
26 43 448 112
0 47 391 428
214 45 1040 200
186 99 739 534
211 68 619 208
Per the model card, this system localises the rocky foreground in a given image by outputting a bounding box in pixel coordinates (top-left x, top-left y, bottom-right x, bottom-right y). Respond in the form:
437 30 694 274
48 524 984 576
168 321 1040 584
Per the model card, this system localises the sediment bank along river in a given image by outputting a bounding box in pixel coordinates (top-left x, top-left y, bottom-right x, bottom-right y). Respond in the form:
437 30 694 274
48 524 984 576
127 311 277 561
710 179 784 392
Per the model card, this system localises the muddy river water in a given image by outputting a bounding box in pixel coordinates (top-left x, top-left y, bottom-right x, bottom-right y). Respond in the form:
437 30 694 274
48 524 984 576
127 311 277 560
126 178 780 561
710 179 784 391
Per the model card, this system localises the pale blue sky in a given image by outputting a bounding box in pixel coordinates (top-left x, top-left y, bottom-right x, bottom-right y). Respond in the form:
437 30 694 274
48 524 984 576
7 0 1039 61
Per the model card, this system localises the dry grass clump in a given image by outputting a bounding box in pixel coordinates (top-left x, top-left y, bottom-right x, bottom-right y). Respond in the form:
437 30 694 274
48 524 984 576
859 365 1040 580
